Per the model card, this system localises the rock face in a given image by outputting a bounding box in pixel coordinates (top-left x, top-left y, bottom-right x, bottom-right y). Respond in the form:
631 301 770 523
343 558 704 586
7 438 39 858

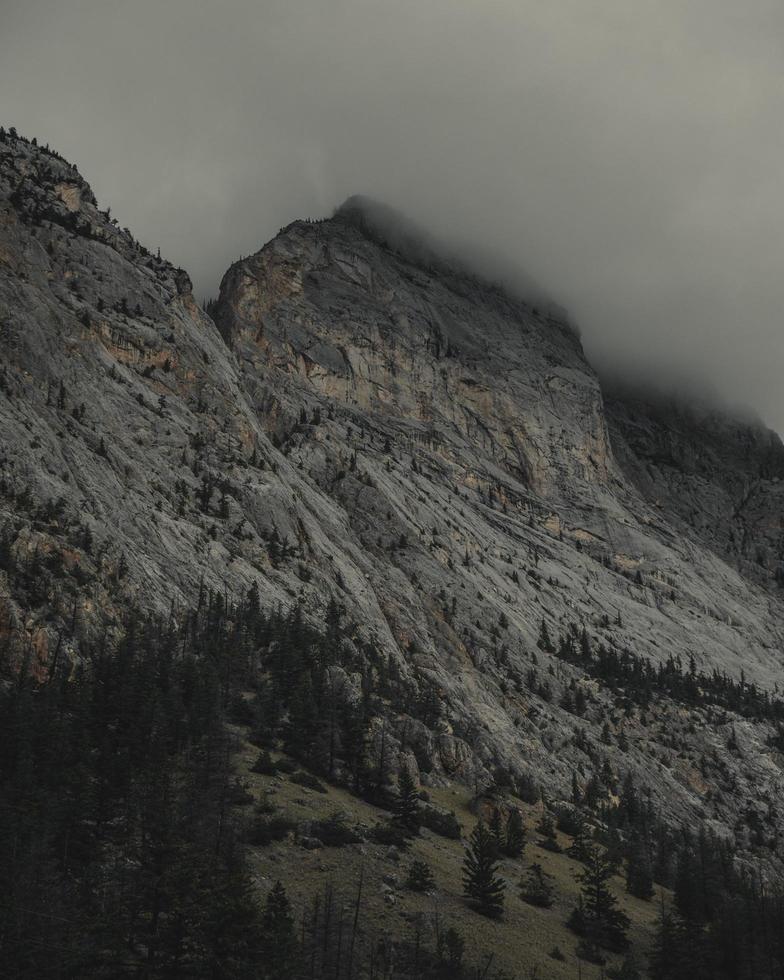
2 130 784 867
605 384 784 589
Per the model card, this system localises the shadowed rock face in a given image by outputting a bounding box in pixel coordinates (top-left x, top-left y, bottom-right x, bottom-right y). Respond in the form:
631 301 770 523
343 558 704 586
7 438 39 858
605 385 784 589
2 130 784 865
213 211 611 500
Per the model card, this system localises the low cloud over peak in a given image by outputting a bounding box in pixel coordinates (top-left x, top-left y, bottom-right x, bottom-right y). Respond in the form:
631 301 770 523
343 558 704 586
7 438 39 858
3 0 783 432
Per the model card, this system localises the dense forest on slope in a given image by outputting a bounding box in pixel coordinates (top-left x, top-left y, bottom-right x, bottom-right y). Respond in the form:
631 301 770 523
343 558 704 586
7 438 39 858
2 578 783 978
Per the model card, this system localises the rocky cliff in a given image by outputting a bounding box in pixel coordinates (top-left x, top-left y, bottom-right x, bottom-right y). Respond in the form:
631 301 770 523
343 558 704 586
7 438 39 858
605 382 784 589
2 129 783 869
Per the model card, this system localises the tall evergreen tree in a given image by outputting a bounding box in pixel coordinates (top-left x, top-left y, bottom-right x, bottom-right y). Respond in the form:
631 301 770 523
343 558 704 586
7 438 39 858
567 815 593 864
537 618 554 652
260 881 298 979
626 832 654 900
393 766 420 835
568 843 630 955
489 806 504 857
462 820 506 918
503 807 526 859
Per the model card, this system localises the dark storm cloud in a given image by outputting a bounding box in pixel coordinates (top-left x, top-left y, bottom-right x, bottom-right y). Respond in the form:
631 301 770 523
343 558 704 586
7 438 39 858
2 1 783 431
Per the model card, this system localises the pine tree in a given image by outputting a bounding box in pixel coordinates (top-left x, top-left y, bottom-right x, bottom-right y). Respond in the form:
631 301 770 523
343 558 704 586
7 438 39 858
261 881 298 979
569 843 630 954
520 862 554 907
536 812 561 852
406 859 435 892
503 808 526 858
0 530 14 572
437 927 465 970
339 698 368 794
393 766 420 835
674 843 706 923
608 951 644 979
537 618 554 652
462 820 506 918
649 906 689 980
567 816 593 864
489 806 504 856
626 833 654 900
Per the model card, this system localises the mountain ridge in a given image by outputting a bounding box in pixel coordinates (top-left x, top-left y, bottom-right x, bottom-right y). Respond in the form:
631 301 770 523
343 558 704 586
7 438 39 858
2 126 784 879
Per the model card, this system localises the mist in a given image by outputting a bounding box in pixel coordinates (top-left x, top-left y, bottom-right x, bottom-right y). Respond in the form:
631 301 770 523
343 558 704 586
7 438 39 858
2 0 783 432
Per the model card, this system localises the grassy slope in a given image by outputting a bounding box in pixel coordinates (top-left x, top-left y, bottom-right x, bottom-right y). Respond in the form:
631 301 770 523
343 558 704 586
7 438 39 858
236 736 665 979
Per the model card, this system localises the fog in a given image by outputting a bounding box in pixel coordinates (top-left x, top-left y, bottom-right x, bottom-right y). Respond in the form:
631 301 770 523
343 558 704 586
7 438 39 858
2 1 783 432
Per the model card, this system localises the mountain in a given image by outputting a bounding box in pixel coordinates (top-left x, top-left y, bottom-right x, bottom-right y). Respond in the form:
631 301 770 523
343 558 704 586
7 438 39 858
2 128 784 977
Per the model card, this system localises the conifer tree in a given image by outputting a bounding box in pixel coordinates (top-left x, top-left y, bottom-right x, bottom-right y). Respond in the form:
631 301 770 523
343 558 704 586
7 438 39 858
649 905 693 980
568 815 593 863
571 771 582 806
489 806 504 856
626 833 654 900
406 859 435 892
462 820 506 918
537 618 554 652
339 698 368 794
536 812 561 852
437 927 466 970
503 807 526 859
674 843 706 924
261 881 298 979
568 843 630 954
520 862 554 907
393 766 420 835
608 951 644 980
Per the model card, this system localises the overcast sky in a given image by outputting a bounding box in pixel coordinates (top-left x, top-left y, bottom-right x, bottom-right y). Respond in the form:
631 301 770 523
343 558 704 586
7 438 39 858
2 1 783 432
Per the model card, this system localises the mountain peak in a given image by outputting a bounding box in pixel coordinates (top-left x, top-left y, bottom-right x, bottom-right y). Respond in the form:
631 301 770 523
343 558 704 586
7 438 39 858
3 137 784 962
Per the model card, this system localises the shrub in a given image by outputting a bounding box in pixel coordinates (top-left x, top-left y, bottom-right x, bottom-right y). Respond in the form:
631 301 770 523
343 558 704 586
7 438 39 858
406 859 436 892
310 814 363 847
227 778 254 806
251 750 278 775
370 821 412 848
516 772 540 804
520 863 554 908
536 813 562 852
289 771 328 793
255 795 278 815
419 805 462 839
246 813 296 847
555 803 584 837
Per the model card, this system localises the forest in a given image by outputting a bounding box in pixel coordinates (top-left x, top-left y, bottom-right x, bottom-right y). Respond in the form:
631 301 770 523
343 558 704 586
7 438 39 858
1 581 783 978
